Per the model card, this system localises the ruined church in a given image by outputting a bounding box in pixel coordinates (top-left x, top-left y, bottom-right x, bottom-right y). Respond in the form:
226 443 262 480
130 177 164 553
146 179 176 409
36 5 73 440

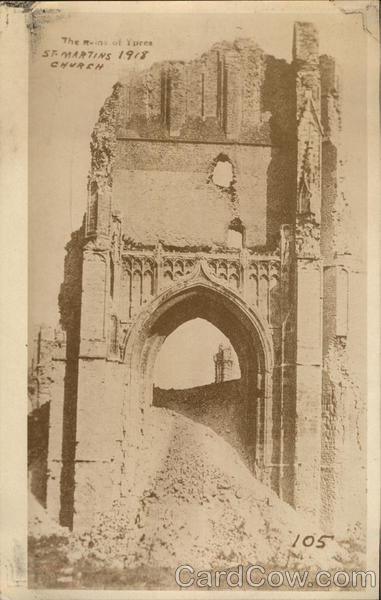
30 22 366 539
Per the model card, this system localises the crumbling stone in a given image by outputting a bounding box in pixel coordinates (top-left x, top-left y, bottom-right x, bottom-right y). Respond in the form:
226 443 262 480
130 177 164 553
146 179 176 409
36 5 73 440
29 23 365 562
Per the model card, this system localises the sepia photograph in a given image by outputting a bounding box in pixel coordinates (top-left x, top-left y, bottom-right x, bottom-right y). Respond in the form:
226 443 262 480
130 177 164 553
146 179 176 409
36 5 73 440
0 0 379 597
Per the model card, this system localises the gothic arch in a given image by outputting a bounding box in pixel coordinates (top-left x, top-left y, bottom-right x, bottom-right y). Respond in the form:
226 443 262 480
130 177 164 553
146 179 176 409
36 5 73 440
125 277 272 358
122 278 275 482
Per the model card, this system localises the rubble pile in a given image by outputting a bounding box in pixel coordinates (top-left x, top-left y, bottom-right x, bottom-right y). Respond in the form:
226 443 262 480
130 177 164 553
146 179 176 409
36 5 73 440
52 408 359 572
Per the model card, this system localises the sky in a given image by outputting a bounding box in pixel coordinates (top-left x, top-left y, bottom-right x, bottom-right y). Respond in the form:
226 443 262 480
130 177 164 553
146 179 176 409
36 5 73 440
154 318 240 389
28 2 369 386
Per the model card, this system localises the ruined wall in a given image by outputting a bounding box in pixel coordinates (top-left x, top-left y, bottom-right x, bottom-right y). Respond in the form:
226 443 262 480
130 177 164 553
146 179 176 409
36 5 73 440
284 22 323 521
74 359 125 528
116 40 291 144
52 28 306 529
45 228 84 526
321 339 366 538
28 325 67 515
38 22 366 540
114 142 273 248
113 39 295 250
319 54 366 537
28 326 66 412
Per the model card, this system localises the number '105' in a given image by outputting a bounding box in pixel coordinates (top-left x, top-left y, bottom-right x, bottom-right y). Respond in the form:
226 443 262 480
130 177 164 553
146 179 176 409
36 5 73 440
292 534 334 549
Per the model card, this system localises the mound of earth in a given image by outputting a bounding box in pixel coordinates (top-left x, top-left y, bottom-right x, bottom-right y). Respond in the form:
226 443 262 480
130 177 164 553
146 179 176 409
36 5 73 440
55 407 362 573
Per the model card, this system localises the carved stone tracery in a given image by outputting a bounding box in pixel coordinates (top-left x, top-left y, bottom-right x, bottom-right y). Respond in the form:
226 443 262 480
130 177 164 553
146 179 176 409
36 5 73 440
119 245 281 327
295 214 320 258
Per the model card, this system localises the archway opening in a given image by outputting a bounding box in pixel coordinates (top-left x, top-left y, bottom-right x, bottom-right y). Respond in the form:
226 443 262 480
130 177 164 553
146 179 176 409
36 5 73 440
125 284 272 479
153 317 240 389
152 316 250 466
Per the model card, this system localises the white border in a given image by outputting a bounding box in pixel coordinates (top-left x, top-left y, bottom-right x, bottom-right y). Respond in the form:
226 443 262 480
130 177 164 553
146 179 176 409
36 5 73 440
0 2 379 599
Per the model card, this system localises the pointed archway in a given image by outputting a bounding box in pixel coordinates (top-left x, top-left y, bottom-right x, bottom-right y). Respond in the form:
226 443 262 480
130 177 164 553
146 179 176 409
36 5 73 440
121 275 274 499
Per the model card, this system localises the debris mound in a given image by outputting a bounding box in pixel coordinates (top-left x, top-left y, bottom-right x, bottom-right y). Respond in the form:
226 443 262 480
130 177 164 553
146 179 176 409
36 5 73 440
61 408 354 572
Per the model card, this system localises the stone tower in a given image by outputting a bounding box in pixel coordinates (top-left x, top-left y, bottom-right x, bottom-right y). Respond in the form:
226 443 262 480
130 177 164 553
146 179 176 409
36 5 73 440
45 22 365 539
214 344 234 383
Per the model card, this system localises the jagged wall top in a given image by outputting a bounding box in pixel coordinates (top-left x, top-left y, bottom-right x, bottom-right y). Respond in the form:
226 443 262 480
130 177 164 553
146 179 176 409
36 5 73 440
114 38 285 144
85 24 344 248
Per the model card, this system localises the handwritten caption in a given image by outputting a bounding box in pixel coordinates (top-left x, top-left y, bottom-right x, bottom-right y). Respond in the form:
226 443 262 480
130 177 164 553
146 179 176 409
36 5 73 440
41 36 152 71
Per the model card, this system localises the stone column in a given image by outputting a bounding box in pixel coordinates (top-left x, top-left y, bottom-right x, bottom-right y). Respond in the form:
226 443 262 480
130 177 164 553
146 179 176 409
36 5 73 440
279 225 296 505
72 183 123 529
73 240 107 523
292 22 323 520
293 229 322 518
